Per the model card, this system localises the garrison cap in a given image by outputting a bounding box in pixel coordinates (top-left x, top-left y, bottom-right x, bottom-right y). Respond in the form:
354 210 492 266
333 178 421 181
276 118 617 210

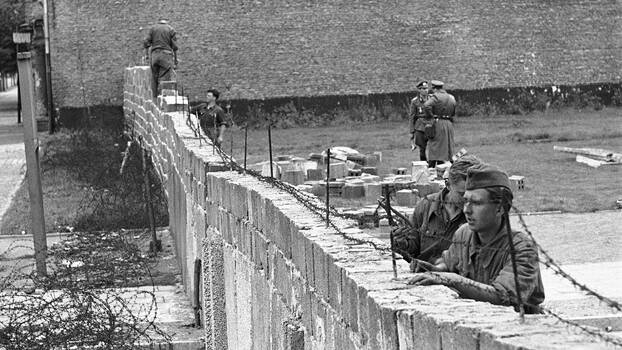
430 80 444 88
466 164 511 191
416 80 429 89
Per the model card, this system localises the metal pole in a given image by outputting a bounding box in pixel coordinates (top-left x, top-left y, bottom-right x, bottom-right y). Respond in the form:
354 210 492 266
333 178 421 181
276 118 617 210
17 76 22 124
505 213 525 322
16 52 46 276
325 148 330 227
383 185 398 278
43 0 55 134
243 125 248 173
268 124 274 179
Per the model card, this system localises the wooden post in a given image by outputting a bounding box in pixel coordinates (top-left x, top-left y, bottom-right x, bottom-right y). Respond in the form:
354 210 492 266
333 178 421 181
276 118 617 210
243 125 248 173
142 143 159 253
268 124 274 179
16 52 46 276
325 148 330 227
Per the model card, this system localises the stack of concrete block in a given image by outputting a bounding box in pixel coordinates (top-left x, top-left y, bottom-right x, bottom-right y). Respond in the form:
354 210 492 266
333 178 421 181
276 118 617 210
342 183 365 198
328 162 347 179
261 162 281 179
306 168 325 181
361 174 380 183
360 166 377 175
364 182 382 201
159 94 188 112
347 169 362 176
509 175 525 191
282 170 305 185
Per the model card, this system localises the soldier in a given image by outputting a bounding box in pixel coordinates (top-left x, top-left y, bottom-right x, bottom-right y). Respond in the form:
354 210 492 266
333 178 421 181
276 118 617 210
423 80 456 168
408 164 545 314
190 89 228 147
408 80 431 162
393 154 481 264
143 19 178 98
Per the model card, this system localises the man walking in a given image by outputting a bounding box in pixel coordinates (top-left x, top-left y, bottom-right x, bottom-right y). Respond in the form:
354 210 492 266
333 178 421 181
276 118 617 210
143 19 178 98
423 80 456 168
408 164 545 314
190 89 228 147
408 81 431 162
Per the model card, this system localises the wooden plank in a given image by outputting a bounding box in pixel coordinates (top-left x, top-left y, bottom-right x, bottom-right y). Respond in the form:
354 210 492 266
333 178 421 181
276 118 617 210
576 155 622 168
554 145 622 162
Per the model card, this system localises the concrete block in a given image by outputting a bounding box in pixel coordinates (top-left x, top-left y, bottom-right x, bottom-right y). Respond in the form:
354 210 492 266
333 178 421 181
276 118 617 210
342 183 365 199
328 162 347 179
361 173 380 183
365 183 382 201
159 95 188 112
361 166 378 175
347 168 362 176
251 270 272 349
327 256 343 313
509 175 525 191
307 168 325 181
342 274 359 333
392 167 408 175
282 170 305 185
396 189 418 207
261 162 281 179
312 242 330 300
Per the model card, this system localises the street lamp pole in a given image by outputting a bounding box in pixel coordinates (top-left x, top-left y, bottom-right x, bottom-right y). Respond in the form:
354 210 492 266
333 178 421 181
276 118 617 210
13 30 47 277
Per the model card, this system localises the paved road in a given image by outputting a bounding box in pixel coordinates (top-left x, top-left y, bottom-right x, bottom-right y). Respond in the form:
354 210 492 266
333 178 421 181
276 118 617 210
0 87 25 230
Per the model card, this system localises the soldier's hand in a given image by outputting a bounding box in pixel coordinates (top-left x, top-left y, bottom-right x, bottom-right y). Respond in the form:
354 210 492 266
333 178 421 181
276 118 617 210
407 272 443 286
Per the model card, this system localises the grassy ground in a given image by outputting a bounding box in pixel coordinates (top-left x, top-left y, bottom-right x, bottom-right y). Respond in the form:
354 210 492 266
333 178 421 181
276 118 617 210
228 107 622 213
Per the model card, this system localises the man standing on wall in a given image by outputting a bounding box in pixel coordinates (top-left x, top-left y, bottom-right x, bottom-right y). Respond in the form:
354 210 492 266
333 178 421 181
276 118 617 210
143 18 178 98
190 89 228 147
423 80 456 168
409 80 431 162
408 164 545 314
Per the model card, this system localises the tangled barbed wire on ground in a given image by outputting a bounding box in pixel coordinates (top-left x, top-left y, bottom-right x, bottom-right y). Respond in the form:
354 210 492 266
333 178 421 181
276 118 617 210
0 230 171 350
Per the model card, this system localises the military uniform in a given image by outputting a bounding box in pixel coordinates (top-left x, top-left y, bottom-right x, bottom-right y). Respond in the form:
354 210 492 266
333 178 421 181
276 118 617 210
441 224 545 313
143 20 178 98
409 94 431 162
394 188 466 264
423 81 456 167
191 103 227 146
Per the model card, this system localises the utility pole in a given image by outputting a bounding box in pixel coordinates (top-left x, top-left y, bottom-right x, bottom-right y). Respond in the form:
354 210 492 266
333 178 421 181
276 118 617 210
15 46 47 276
42 0 55 133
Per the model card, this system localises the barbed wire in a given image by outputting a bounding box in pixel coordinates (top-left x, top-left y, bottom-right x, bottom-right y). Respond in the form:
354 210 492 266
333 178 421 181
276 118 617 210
0 230 172 349
148 84 622 346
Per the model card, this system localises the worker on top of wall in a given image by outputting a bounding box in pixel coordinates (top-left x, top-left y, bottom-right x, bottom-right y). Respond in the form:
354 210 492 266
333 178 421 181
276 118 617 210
407 164 545 314
423 80 456 168
392 154 481 264
408 80 431 162
190 89 228 147
143 18 178 99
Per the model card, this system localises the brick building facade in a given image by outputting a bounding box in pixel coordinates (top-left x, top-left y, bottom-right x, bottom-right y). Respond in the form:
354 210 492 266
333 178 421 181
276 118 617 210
48 0 621 108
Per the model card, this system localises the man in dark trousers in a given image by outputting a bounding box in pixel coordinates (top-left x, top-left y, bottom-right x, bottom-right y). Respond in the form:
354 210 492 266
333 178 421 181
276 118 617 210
409 80 431 162
408 164 545 314
393 155 481 264
423 80 456 168
190 89 227 147
143 19 178 98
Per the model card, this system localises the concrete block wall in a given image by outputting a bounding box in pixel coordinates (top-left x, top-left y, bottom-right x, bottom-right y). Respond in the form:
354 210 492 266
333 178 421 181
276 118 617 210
55 0 620 108
124 66 613 349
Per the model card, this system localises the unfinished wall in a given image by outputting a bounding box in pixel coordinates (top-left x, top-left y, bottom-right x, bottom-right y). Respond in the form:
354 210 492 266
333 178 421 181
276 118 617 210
123 66 614 349
56 0 620 108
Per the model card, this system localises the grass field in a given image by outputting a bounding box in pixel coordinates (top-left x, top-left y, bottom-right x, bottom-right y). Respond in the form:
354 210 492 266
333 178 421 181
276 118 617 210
228 107 622 213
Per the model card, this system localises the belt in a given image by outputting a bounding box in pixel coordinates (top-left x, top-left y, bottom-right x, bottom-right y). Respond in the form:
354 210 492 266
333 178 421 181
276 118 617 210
152 48 173 54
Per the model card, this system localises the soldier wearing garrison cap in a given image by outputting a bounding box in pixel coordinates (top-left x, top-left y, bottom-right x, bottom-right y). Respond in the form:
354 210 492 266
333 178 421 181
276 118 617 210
408 80 431 161
408 164 545 314
423 80 456 168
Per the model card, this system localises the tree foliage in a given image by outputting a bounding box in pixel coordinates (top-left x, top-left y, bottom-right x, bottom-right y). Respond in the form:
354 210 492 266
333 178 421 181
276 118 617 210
0 0 25 74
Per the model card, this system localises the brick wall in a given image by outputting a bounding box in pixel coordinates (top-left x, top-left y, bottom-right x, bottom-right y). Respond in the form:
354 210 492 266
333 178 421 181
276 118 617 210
55 0 620 108
124 66 614 349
